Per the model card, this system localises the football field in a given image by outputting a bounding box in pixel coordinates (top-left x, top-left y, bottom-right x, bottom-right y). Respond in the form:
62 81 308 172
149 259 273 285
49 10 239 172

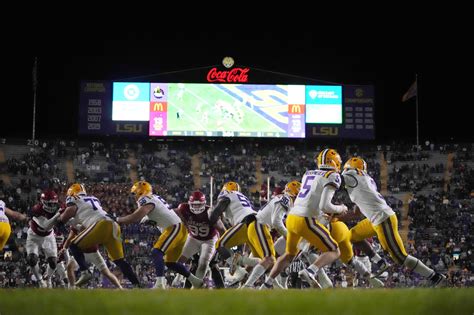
0 288 472 315
166 83 286 134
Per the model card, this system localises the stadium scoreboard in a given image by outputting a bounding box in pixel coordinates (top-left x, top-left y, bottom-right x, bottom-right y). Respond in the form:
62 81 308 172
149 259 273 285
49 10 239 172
79 81 374 139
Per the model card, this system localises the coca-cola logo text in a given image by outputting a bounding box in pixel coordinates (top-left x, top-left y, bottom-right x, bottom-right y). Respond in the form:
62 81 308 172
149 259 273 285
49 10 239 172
206 67 249 83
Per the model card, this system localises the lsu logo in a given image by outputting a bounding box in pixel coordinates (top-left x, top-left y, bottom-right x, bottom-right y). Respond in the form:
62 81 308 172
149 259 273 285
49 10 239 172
311 126 339 136
115 123 144 133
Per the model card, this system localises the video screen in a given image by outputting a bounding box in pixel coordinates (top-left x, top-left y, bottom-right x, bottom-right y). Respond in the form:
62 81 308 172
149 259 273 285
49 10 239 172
305 85 343 124
112 82 342 138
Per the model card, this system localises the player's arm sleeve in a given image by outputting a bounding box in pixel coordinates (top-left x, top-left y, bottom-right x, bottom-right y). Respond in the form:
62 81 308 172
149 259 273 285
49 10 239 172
35 212 62 231
5 207 26 221
118 203 154 225
272 203 288 238
319 185 347 214
209 196 230 226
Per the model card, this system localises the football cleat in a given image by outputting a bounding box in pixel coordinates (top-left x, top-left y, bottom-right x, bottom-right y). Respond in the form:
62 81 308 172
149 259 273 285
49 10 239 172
188 275 203 289
298 268 322 289
372 259 390 277
39 279 48 288
259 282 273 290
75 270 92 287
153 276 167 289
429 273 446 288
368 276 385 288
273 278 287 290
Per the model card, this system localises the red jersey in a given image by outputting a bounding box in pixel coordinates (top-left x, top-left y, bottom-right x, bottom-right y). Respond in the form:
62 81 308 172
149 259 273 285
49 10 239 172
29 203 61 237
176 203 217 241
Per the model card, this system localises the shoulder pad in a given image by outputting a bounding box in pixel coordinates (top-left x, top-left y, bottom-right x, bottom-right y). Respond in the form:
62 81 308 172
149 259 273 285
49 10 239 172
66 196 78 206
342 169 358 176
278 195 290 209
138 196 150 206
218 191 230 198
177 203 189 212
325 172 341 189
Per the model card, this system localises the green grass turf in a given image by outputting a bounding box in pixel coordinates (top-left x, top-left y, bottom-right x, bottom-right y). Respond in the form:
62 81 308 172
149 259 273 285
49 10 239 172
166 84 284 133
0 288 473 315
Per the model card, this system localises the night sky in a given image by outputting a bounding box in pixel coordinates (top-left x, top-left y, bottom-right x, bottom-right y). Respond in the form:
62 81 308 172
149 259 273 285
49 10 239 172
2 32 467 143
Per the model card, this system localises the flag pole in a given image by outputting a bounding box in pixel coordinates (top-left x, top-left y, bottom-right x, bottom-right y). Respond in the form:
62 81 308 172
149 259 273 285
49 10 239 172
415 73 419 149
32 57 38 142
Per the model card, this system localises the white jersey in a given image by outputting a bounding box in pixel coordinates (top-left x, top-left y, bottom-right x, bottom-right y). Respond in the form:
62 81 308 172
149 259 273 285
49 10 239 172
137 194 180 230
66 194 108 228
342 169 394 226
0 200 9 223
291 169 341 218
256 194 290 236
217 190 256 226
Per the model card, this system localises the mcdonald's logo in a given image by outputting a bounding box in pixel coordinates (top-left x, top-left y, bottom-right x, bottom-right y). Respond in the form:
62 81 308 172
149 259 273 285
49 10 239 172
288 104 305 114
150 102 167 112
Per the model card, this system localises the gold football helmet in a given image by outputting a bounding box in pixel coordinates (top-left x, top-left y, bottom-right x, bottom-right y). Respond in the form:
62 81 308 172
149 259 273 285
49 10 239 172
316 148 342 172
284 180 301 198
131 181 153 199
222 181 241 192
67 183 86 197
343 157 367 172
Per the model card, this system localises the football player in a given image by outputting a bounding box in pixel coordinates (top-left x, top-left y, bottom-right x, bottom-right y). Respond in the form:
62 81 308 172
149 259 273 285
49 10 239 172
209 181 276 289
342 157 446 287
262 149 347 289
0 199 27 251
117 181 202 289
233 181 300 287
26 190 61 288
50 183 140 288
175 191 225 284
60 222 123 289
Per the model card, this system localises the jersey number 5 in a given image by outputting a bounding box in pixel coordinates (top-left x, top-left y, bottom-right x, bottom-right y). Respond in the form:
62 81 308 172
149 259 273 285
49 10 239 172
298 175 316 198
237 193 252 208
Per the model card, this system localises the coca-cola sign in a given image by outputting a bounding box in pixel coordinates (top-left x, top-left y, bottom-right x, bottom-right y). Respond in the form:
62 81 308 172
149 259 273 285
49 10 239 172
206 67 249 83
